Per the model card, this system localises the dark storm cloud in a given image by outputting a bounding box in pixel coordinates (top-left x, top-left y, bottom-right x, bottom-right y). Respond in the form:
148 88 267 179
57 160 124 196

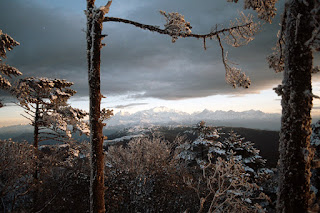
0 0 89 98
0 0 285 101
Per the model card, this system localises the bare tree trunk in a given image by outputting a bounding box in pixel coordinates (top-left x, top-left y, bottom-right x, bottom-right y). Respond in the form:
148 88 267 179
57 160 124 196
33 101 40 211
33 101 39 149
86 1 106 212
277 1 314 212
33 101 40 180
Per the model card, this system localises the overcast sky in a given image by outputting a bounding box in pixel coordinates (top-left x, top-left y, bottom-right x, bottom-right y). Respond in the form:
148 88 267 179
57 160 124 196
1 0 320 126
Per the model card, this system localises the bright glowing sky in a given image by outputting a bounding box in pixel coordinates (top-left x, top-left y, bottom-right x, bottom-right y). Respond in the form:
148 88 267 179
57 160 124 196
1 0 320 127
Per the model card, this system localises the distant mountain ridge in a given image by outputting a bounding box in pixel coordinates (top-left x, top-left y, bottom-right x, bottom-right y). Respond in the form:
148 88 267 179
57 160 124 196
108 107 281 130
0 108 282 139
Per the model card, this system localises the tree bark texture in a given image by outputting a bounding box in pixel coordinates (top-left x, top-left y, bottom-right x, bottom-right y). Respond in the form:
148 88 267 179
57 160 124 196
87 1 106 213
277 1 314 212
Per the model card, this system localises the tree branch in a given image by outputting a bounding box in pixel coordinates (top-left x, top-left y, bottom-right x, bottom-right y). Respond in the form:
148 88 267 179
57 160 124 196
104 16 252 39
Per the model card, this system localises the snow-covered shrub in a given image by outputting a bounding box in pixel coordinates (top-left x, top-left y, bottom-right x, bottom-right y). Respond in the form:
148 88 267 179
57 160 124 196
177 122 271 178
106 136 173 174
105 136 199 212
184 156 270 213
0 139 91 212
105 131 273 212
32 142 91 212
176 121 274 209
0 139 36 212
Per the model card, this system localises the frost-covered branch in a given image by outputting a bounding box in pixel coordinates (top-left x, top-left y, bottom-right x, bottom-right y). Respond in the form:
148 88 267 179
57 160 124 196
267 6 286 73
104 15 254 42
228 0 278 23
104 11 259 88
42 106 90 138
0 30 22 106
0 64 21 79
0 30 20 60
184 156 268 212
217 35 251 88
100 107 113 124
12 77 75 109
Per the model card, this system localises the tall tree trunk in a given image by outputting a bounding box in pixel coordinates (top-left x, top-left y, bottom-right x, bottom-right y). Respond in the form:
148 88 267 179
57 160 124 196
277 1 314 212
33 101 40 180
33 101 40 210
33 101 39 149
86 1 106 212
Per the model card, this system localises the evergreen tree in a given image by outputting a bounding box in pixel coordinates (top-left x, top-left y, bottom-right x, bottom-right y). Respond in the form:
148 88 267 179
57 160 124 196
176 121 272 211
177 121 272 180
12 77 89 147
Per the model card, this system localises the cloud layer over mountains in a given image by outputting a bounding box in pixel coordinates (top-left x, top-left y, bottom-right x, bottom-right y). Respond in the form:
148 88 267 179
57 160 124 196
108 107 281 130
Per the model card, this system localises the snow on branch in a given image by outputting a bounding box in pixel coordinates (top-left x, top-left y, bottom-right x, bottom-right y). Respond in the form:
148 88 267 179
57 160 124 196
104 12 259 88
104 15 254 42
0 74 11 88
267 5 286 73
12 77 76 109
0 30 22 94
184 156 269 212
228 0 278 23
159 10 192 43
267 35 284 73
0 63 22 78
0 30 20 60
224 12 260 47
217 35 251 88
100 107 113 124
12 77 93 141
42 106 90 138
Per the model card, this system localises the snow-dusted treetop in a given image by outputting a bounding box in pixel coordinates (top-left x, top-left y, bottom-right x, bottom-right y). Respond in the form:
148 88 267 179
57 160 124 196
12 77 76 110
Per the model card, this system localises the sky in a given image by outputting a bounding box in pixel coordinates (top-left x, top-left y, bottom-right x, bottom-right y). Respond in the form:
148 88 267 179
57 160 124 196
1 0 320 127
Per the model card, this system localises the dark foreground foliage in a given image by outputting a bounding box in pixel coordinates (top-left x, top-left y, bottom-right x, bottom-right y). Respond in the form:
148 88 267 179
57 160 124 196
0 124 281 212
